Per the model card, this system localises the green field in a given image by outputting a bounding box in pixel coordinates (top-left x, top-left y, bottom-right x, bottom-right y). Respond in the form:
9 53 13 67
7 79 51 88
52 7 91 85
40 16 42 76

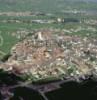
0 0 97 12
0 32 18 59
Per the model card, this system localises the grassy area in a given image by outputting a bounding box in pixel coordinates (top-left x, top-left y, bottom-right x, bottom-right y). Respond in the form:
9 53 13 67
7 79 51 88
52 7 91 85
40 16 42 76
0 32 18 58
0 0 97 12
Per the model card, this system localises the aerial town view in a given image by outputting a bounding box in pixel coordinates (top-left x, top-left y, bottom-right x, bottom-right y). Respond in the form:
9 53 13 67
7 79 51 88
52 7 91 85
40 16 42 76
0 0 97 100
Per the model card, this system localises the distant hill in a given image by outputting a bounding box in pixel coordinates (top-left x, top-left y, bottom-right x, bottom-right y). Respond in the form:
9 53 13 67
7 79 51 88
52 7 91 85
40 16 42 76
0 0 97 12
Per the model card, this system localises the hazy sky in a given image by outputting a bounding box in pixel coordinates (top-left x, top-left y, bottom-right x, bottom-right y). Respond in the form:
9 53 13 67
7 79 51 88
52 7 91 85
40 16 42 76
70 0 97 1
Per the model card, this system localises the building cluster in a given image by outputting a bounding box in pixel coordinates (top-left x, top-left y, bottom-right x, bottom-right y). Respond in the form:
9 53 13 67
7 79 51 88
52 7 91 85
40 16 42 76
0 30 97 82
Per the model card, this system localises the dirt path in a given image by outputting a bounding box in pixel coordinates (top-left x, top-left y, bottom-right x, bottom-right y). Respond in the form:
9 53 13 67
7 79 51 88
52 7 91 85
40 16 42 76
0 50 5 55
0 34 3 46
